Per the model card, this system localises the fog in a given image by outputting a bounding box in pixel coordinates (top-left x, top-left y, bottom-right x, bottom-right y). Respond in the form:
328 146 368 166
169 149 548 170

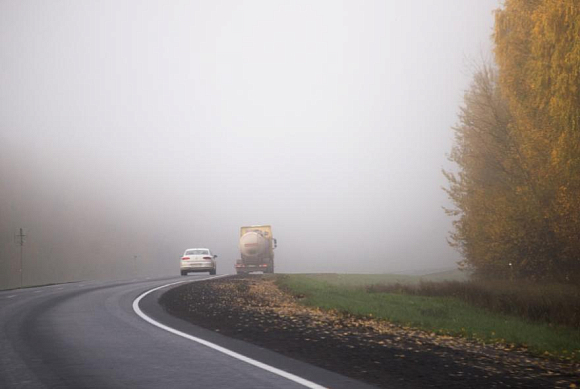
0 1 499 289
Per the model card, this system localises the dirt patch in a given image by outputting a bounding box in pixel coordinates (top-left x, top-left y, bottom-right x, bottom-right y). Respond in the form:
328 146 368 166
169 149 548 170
160 275 579 388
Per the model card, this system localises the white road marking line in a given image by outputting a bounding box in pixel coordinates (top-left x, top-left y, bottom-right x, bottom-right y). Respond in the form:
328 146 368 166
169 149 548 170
6 295 16 299
57 287 64 290
33 290 41 293
133 276 326 389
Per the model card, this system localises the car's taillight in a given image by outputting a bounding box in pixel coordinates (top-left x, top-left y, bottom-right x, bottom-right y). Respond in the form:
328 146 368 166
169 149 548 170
182 256 190 260
203 256 212 260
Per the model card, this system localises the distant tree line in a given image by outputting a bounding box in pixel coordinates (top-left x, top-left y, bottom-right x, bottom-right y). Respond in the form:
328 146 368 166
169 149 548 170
445 0 580 283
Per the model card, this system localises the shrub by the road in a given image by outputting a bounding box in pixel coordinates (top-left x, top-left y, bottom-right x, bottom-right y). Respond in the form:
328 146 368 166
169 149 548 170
367 280 580 329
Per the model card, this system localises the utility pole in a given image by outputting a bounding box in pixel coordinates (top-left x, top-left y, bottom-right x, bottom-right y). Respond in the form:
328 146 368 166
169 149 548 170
15 228 26 288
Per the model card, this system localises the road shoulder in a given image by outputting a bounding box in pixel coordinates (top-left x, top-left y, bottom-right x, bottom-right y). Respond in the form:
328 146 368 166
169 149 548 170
138 276 376 389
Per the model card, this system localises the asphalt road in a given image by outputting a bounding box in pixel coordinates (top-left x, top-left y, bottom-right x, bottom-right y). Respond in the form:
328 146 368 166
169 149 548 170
0 275 372 389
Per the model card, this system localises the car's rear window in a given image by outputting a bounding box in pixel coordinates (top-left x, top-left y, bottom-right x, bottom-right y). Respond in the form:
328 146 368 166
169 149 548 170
185 249 210 255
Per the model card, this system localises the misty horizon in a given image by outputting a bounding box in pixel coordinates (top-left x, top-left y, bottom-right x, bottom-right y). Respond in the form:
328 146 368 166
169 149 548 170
1 1 500 289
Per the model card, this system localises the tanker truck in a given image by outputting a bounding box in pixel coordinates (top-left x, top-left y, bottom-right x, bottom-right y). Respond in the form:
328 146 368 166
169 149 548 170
235 225 277 274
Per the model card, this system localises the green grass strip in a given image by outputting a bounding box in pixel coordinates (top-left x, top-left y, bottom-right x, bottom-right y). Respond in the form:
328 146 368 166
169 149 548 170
276 274 580 362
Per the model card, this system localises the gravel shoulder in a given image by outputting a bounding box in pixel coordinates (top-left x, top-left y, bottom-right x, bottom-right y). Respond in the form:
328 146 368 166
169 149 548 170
159 275 579 389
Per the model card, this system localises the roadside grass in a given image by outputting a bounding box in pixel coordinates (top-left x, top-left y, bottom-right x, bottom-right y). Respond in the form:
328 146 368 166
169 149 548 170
282 273 418 287
286 269 470 288
0 281 79 291
368 280 580 329
417 269 472 283
276 274 580 362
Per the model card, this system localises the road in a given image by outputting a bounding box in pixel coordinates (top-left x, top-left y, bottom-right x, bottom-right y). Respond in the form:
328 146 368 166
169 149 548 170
0 275 372 389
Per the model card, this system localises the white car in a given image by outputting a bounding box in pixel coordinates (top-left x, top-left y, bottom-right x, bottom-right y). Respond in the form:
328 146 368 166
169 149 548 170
180 248 217 276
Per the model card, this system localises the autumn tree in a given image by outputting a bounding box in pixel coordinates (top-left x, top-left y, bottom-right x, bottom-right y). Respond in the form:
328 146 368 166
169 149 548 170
446 1 580 282
445 65 528 279
494 0 580 281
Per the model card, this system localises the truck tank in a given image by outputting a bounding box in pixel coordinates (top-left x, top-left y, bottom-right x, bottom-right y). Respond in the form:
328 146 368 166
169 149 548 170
236 225 276 274
239 231 271 260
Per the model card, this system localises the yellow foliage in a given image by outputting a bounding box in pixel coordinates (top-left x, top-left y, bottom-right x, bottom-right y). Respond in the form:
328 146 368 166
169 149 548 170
446 1 580 282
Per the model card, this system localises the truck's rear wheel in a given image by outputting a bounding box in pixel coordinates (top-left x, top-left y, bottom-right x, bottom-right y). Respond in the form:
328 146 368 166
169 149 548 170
180 270 187 276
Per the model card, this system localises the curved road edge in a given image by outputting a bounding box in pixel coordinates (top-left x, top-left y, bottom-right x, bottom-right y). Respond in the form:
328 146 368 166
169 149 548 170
134 276 376 389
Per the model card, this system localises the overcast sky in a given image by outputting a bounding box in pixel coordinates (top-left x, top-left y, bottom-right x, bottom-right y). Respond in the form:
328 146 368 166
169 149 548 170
0 0 500 287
